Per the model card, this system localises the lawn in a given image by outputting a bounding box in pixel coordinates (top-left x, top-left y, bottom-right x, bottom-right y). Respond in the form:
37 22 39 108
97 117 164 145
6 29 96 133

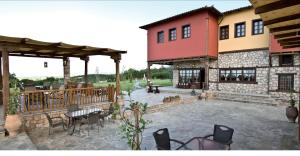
93 79 172 91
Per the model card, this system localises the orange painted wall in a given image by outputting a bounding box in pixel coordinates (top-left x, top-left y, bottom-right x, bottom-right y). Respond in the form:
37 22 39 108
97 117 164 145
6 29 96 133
270 34 300 53
147 12 219 62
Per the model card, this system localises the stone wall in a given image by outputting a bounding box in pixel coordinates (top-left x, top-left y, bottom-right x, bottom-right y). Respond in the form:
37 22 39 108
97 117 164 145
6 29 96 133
22 102 110 131
269 54 300 104
210 50 270 94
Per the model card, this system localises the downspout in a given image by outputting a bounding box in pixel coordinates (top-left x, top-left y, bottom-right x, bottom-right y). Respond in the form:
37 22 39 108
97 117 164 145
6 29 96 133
216 15 224 91
267 34 271 94
205 16 209 90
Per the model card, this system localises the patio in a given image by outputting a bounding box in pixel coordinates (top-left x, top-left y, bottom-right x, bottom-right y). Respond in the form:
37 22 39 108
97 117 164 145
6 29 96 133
4 98 297 150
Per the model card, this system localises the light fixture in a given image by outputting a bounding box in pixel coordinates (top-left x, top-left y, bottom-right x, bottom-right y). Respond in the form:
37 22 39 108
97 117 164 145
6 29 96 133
44 62 48 68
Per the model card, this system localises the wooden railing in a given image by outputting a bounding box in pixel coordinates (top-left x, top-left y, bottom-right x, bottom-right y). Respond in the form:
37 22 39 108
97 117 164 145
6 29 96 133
19 86 115 113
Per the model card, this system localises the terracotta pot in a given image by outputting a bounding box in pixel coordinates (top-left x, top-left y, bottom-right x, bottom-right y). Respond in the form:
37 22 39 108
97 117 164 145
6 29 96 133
5 114 22 137
286 106 298 123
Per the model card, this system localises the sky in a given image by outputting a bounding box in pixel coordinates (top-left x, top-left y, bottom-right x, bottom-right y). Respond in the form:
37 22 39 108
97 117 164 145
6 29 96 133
0 0 250 79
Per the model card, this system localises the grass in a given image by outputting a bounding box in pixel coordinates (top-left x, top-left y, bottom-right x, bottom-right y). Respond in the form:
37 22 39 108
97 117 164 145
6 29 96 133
93 79 172 92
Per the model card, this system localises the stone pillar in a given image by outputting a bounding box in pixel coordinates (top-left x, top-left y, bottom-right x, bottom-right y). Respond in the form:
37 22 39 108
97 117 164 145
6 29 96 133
1 47 9 118
0 55 2 106
63 57 70 86
173 69 179 87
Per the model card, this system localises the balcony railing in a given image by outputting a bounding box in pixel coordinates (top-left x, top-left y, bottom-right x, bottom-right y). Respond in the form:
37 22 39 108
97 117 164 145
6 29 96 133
19 86 115 113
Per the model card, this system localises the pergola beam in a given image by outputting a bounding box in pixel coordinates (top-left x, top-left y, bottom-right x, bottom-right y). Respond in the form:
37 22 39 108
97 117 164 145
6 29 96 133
278 36 300 43
264 13 300 26
269 24 300 33
255 0 300 14
274 32 299 39
283 44 300 49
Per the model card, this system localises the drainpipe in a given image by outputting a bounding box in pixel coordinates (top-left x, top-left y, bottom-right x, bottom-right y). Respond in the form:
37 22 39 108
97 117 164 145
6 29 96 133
205 16 209 90
216 15 224 91
267 34 271 95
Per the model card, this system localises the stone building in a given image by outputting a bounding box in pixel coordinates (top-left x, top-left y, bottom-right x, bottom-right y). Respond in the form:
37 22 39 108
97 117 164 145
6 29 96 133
140 6 300 105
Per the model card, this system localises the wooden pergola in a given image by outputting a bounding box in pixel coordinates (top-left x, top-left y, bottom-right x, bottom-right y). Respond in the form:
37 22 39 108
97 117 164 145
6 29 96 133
249 0 300 140
0 35 126 119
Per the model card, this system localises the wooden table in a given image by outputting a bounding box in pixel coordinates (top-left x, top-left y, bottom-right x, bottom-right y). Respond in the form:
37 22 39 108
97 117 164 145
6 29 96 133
65 108 102 135
178 137 229 150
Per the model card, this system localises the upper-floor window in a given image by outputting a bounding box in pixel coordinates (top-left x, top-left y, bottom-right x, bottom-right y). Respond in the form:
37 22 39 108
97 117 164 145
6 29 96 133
169 28 176 41
182 25 191 39
279 55 293 66
157 31 164 43
220 25 229 40
252 19 264 35
235 22 246 38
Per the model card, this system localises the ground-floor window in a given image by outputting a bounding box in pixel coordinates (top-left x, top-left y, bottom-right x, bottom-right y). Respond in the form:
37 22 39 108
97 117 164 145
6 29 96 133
219 68 256 83
278 74 294 91
179 68 201 83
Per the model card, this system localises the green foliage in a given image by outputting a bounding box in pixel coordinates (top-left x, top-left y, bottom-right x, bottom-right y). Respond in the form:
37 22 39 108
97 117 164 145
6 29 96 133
8 87 20 115
289 93 296 107
120 91 151 150
112 103 120 120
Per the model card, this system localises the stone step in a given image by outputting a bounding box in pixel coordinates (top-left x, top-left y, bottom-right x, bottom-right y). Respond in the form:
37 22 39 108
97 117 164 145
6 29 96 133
216 96 278 106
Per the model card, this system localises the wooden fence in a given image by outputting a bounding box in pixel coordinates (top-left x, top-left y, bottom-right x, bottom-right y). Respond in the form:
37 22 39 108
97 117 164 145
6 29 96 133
19 85 115 113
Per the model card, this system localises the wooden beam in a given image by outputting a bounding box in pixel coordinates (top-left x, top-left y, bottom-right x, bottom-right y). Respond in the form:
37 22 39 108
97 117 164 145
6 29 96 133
264 13 300 26
283 44 300 49
114 56 121 102
84 57 89 85
280 41 300 46
0 55 2 123
255 0 300 14
269 24 300 33
278 36 300 42
1 47 9 118
274 32 299 39
9 54 64 59
9 51 76 58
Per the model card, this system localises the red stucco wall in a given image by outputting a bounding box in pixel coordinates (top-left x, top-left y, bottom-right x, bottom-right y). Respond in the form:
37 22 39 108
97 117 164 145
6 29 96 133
147 12 219 61
270 34 300 53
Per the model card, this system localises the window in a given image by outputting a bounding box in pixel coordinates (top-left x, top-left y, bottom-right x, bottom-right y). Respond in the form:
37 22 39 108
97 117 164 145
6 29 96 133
279 55 293 66
182 25 191 39
220 25 229 40
252 19 264 35
179 69 201 83
278 74 294 91
157 31 164 43
169 28 176 41
235 22 246 38
219 68 256 83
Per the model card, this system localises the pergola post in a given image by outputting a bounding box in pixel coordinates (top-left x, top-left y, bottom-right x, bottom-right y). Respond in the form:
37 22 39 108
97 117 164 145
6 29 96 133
147 62 152 85
111 54 121 101
63 57 70 86
84 57 89 86
1 47 9 119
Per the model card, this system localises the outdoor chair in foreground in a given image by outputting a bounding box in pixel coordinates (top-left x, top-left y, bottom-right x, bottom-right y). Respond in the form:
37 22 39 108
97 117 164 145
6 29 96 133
153 128 186 150
204 124 234 149
44 112 67 135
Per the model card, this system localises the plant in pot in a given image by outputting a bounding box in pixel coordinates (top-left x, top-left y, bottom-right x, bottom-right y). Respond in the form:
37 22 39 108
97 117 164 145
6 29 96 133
286 93 298 123
5 87 22 137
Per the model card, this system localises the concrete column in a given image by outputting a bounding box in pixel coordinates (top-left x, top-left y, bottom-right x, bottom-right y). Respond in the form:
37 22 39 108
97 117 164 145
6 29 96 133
63 57 70 86
1 47 9 118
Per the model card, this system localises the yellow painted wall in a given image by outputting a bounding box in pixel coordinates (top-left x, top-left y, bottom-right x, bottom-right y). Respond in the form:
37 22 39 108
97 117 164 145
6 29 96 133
218 8 269 52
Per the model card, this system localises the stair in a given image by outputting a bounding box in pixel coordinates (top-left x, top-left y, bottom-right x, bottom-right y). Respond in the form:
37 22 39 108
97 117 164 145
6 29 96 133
214 91 280 106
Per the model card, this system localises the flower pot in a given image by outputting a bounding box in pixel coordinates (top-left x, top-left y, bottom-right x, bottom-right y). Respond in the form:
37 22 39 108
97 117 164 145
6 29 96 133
286 106 298 123
5 114 22 137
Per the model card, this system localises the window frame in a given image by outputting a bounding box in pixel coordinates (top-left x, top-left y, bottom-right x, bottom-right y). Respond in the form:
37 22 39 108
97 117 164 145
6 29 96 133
279 55 294 67
182 24 191 39
169 28 177 41
278 74 294 92
234 22 246 38
219 67 256 83
219 25 229 40
252 19 264 35
157 31 164 43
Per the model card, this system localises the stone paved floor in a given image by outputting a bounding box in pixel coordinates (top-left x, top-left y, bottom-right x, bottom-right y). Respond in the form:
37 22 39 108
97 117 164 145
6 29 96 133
0 105 4 125
0 132 37 150
24 100 300 150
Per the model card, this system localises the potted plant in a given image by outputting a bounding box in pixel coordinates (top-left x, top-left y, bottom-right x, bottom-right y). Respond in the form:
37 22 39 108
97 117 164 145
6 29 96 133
5 87 22 136
286 93 298 123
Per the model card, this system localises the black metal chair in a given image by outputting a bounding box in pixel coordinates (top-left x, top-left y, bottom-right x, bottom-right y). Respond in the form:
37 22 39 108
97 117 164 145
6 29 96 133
153 128 185 150
204 125 234 149
80 112 101 136
99 103 114 124
44 113 66 135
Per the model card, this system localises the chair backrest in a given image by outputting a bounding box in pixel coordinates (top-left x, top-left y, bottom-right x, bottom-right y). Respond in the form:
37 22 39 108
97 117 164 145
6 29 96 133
153 128 171 150
88 112 100 124
67 105 79 112
213 125 234 144
44 113 53 126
